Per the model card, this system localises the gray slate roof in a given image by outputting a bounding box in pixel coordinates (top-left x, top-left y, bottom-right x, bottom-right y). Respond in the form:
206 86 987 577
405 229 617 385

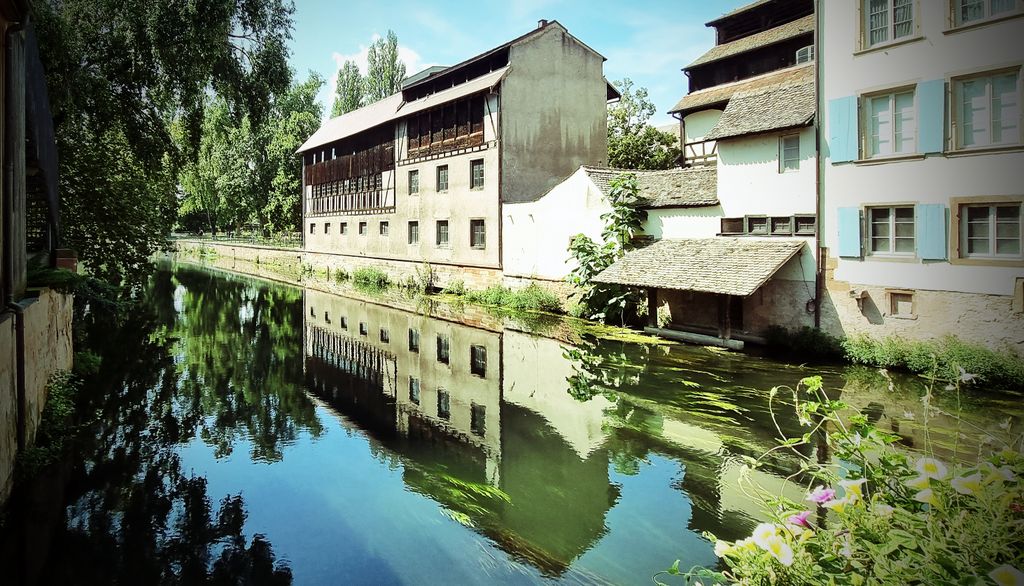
703 79 815 140
670 63 813 115
688 14 814 68
583 166 718 209
593 237 805 296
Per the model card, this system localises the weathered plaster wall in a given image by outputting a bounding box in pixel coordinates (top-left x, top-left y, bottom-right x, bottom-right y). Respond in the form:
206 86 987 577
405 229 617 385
683 110 722 143
500 25 609 204
21 290 74 446
0 314 17 505
642 206 723 240
716 127 817 219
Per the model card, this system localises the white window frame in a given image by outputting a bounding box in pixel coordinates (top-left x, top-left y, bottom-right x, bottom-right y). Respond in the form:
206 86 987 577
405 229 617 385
952 68 1022 150
959 202 1023 259
862 88 917 158
863 0 917 49
470 159 484 190
779 134 800 172
409 169 419 195
951 0 1022 27
867 205 916 256
436 220 449 248
436 165 449 192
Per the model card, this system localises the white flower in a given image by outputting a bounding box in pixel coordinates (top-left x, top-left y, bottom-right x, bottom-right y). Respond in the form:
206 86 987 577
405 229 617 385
915 457 949 480
914 488 939 507
714 540 732 558
751 523 778 549
957 366 979 384
951 473 983 495
839 535 854 558
902 410 915 420
840 478 867 503
764 536 794 567
872 503 895 517
904 475 930 490
989 564 1024 586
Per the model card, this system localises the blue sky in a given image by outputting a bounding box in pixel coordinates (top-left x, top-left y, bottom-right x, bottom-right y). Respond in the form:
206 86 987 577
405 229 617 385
289 0 751 127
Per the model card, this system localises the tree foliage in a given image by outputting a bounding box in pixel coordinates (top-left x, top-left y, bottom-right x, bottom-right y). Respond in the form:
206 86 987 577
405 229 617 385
364 30 407 103
607 78 680 170
330 60 364 117
34 0 296 285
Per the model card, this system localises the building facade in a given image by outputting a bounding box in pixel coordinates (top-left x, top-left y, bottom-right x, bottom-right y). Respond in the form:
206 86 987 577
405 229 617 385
297 21 616 289
820 1 1024 352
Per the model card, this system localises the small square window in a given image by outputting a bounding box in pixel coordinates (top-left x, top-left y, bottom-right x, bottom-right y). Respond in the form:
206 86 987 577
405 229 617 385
470 159 484 189
359 322 368 336
746 216 769 235
436 220 449 248
380 328 390 343
324 311 331 324
888 290 916 318
794 215 817 236
310 223 316 235
408 221 419 245
470 219 486 249
771 217 793 235
437 165 449 192
470 403 486 436
309 306 315 317
408 328 420 352
359 222 368 235
436 334 450 364
340 222 348 235
409 377 420 405
409 169 419 195
340 316 348 329
324 222 331 234
437 389 450 420
470 345 486 377
779 135 800 172
380 221 389 237
720 218 744 235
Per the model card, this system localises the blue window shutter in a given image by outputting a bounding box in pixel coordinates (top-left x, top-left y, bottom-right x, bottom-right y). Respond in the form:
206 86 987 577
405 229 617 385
916 203 947 260
828 96 859 163
918 80 946 154
837 207 862 258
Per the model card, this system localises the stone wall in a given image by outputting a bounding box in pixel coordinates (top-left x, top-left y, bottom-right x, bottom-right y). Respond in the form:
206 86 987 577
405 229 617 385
0 288 74 505
822 255 1024 354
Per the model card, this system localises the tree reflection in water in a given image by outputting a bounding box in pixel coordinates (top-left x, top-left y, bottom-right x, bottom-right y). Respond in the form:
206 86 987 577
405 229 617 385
5 267 320 585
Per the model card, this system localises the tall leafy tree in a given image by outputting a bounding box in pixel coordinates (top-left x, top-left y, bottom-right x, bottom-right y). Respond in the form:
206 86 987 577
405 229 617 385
330 60 364 117
364 30 406 102
33 0 295 285
607 78 680 170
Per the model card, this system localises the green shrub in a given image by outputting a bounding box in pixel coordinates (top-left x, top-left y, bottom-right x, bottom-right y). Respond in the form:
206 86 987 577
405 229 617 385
352 267 390 289
442 280 467 297
73 351 102 377
16 371 81 480
333 268 349 283
465 284 561 313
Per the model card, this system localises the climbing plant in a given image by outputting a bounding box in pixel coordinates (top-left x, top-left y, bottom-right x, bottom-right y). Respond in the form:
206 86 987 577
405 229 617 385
567 173 647 324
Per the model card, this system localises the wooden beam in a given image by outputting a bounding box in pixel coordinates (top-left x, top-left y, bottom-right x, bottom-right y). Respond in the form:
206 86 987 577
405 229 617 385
647 288 658 327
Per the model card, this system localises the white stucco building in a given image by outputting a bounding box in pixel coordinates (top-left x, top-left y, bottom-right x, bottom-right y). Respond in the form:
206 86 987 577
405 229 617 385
819 1 1024 352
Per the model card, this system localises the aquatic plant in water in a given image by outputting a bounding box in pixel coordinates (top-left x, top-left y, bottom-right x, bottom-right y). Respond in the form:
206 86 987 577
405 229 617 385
658 374 1024 585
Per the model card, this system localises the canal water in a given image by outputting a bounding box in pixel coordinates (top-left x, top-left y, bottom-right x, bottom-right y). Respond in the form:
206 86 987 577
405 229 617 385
3 263 1019 585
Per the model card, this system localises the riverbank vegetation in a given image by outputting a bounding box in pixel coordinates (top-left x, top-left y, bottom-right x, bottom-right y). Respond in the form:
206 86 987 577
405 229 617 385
663 375 1024 585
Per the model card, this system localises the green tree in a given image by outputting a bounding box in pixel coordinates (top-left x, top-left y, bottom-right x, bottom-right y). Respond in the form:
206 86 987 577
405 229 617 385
364 30 406 102
331 60 364 117
34 0 295 285
607 78 680 170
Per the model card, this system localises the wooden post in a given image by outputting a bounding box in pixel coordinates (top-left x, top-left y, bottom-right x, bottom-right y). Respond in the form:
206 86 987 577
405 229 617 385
723 294 732 340
646 288 658 328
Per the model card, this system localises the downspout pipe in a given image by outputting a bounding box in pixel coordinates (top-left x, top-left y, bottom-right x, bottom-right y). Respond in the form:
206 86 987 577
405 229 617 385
813 0 824 330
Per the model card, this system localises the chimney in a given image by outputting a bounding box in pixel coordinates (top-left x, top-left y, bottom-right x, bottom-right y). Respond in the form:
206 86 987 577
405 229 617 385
537 19 548 29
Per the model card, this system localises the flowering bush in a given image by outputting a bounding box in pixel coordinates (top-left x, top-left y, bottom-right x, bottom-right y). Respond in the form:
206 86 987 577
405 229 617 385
661 376 1024 585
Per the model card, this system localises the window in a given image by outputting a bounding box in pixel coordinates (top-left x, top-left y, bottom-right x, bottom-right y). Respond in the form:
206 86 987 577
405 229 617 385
780 135 800 172
869 206 915 254
340 316 348 329
960 203 1022 257
380 328 390 343
795 215 818 235
408 328 420 352
436 165 449 192
408 221 419 245
310 223 316 234
771 217 793 235
437 389 450 420
864 0 915 47
436 220 449 248
324 311 331 324
409 169 419 194
746 216 768 235
470 219 486 249
340 222 348 235
888 291 916 318
865 89 916 157
954 69 1020 149
795 45 814 64
954 0 1020 26
409 377 420 405
380 221 389 237
470 159 484 189
359 222 368 235
436 334 450 364
470 345 486 377
324 223 331 234
359 322 368 336
470 403 486 437
721 218 744 235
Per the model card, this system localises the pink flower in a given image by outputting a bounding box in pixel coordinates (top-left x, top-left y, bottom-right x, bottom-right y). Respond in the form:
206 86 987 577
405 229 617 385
807 486 836 504
787 510 813 528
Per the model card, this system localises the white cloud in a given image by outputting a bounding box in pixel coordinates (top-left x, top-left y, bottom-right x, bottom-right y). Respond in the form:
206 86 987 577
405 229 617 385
319 34 430 120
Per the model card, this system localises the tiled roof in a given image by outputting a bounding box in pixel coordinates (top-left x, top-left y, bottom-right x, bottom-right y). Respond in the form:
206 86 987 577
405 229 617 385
706 0 774 25
593 237 805 296
703 79 815 140
669 63 813 115
688 14 814 68
583 166 718 209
